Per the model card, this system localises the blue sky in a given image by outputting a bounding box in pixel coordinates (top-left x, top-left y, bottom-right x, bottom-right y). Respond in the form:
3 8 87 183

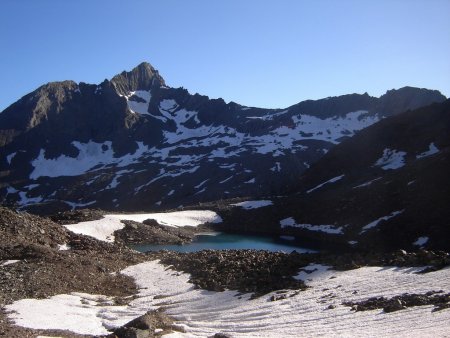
0 0 449 111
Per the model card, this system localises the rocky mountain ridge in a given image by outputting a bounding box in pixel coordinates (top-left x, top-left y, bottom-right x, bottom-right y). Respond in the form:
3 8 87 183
218 99 450 251
0 62 446 214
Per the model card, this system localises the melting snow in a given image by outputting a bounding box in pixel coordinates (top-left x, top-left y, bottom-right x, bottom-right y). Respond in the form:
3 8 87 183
360 210 404 234
307 174 345 194
280 217 343 234
374 148 407 170
231 200 273 209
7 261 450 337
63 211 222 243
417 143 439 159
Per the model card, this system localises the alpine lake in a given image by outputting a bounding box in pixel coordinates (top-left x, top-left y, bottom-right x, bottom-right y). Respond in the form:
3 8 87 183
130 232 319 253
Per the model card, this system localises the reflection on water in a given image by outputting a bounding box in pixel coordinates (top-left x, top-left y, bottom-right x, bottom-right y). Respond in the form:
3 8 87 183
130 232 318 253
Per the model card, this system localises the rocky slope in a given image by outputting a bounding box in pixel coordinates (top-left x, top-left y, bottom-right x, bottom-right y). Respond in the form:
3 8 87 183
218 100 450 251
0 62 445 214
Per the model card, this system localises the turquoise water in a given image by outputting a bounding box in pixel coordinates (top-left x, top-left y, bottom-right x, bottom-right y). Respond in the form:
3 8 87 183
131 232 318 253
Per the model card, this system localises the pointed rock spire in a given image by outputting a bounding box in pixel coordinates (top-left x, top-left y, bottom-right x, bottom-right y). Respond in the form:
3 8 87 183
111 62 166 95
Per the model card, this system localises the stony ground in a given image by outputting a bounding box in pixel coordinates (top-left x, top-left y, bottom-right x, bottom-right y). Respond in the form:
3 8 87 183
1 207 449 337
0 207 146 337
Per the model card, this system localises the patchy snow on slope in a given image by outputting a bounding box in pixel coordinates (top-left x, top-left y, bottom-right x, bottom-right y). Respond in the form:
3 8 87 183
7 261 450 337
280 217 343 234
413 236 429 247
374 148 407 170
63 211 222 242
289 110 379 144
417 143 439 159
307 174 345 194
64 200 96 210
360 210 404 234
219 176 233 184
194 179 209 189
270 162 281 172
106 169 132 190
30 141 150 179
17 191 43 205
231 200 273 209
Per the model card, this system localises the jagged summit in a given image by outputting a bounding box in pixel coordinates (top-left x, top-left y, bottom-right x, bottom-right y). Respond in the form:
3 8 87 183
110 62 166 95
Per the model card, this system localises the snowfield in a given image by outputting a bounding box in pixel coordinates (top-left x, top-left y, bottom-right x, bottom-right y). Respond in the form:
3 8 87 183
6 261 450 337
63 211 223 242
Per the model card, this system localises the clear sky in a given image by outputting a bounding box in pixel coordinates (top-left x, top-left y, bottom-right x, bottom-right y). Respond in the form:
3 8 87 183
1 0 449 111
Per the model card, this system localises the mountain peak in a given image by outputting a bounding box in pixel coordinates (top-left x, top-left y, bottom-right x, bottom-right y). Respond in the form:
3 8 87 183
377 86 446 115
110 62 166 95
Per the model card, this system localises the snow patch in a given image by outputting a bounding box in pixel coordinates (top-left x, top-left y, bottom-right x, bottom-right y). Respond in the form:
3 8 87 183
307 174 345 194
353 177 382 189
417 143 439 159
194 179 209 189
270 162 281 172
219 176 233 184
360 210 404 234
64 200 96 210
58 244 71 251
413 236 429 246
1 260 20 266
374 148 407 170
280 217 343 234
231 200 273 210
63 211 222 242
126 90 151 115
6 152 17 165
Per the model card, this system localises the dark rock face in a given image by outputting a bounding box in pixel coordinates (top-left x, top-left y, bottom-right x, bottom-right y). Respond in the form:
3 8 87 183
0 61 445 215
111 62 166 96
219 100 450 251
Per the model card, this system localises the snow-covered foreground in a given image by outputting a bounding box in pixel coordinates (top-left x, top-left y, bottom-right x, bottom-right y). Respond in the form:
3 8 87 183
64 210 222 242
6 261 450 337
